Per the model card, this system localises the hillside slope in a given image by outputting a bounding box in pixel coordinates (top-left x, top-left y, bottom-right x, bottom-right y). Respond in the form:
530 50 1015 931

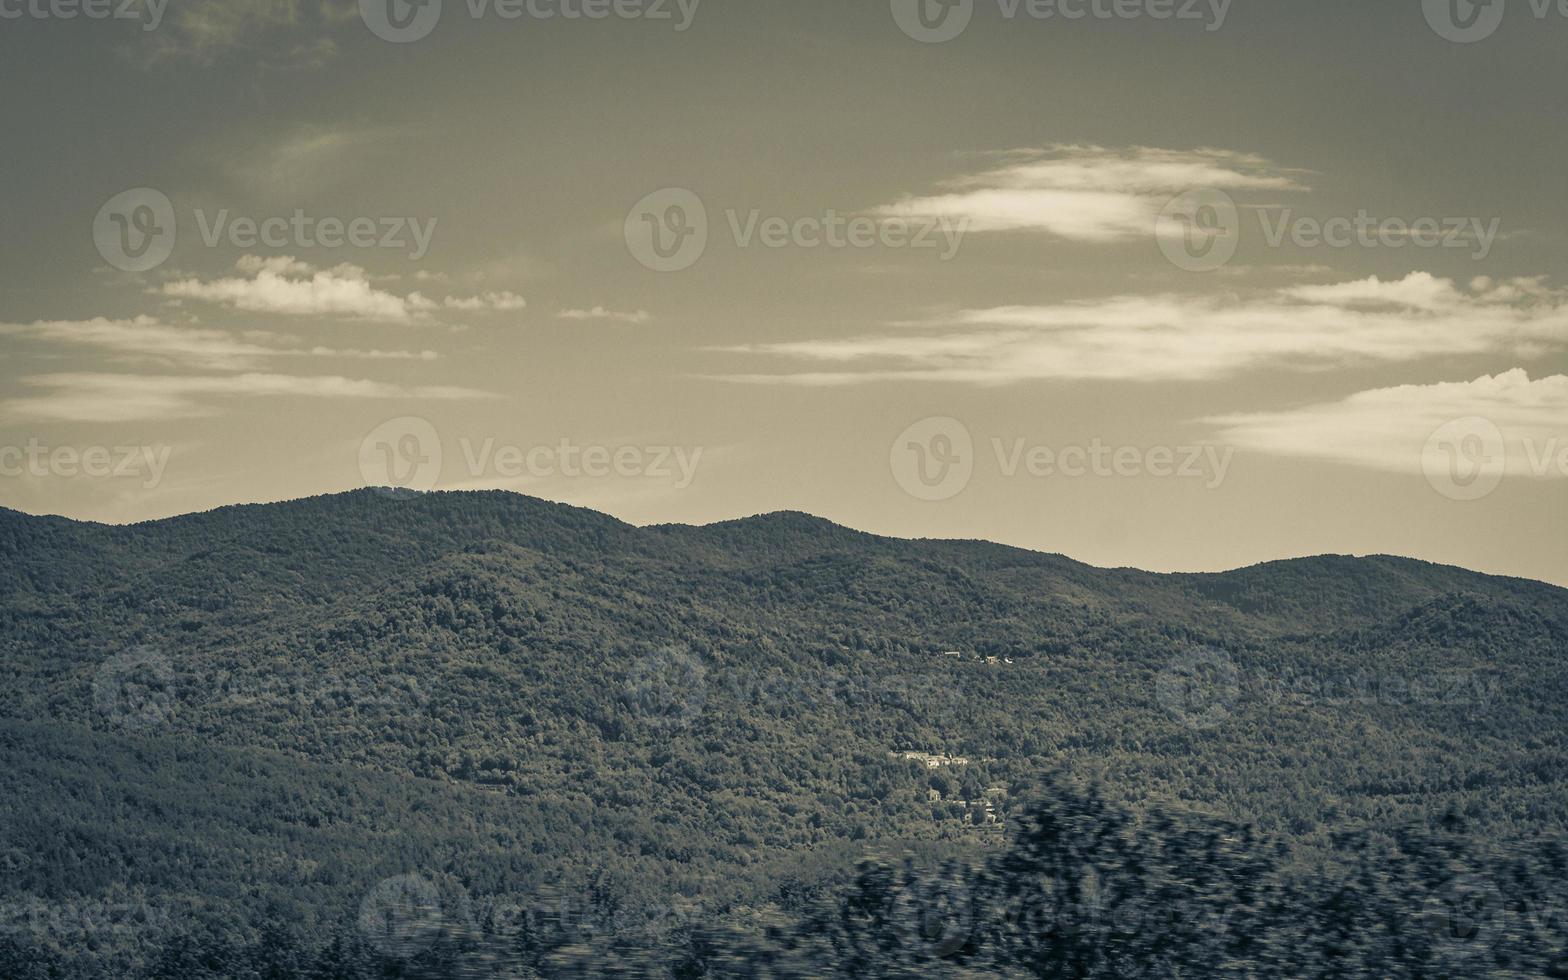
2 491 1565 974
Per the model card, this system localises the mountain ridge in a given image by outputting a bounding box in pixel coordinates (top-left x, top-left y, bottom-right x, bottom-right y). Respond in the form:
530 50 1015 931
3 487 1560 596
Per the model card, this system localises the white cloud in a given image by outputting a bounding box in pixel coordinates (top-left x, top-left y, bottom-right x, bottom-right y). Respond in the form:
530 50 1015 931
1207 370 1568 477
2 372 493 423
1280 272 1466 310
236 255 314 276
162 259 430 322
872 145 1307 242
444 291 528 312
557 306 651 324
303 347 439 361
159 258 525 322
716 274 1568 385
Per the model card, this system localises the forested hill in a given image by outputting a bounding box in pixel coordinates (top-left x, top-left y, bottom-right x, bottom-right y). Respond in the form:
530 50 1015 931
2 490 1566 977
3 488 1560 629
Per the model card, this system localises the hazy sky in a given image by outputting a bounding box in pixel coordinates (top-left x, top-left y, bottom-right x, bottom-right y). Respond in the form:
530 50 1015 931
2 0 1566 585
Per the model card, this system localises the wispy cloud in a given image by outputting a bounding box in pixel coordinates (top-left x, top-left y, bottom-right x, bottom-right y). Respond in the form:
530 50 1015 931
302 346 438 361
558 306 652 324
134 0 356 69
0 316 280 370
217 126 383 195
1207 370 1568 476
872 145 1307 242
2 372 494 423
714 274 1568 385
0 315 438 369
159 257 526 323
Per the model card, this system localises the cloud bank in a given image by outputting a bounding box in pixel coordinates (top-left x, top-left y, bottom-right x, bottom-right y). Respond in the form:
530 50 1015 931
1207 370 1568 477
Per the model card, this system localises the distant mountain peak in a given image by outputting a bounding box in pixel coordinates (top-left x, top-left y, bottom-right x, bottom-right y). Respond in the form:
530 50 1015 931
714 510 857 533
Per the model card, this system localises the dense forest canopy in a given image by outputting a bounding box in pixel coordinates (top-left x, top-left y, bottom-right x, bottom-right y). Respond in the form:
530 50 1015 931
1 490 1565 976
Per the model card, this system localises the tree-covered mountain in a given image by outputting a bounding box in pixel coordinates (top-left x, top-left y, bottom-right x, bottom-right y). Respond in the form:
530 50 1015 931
2 490 1565 976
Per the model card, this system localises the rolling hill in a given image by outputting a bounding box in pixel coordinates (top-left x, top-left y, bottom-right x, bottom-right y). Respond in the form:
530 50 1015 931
2 490 1565 976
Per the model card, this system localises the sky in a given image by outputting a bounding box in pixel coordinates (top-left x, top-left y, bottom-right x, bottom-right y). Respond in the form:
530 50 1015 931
1 0 1566 585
